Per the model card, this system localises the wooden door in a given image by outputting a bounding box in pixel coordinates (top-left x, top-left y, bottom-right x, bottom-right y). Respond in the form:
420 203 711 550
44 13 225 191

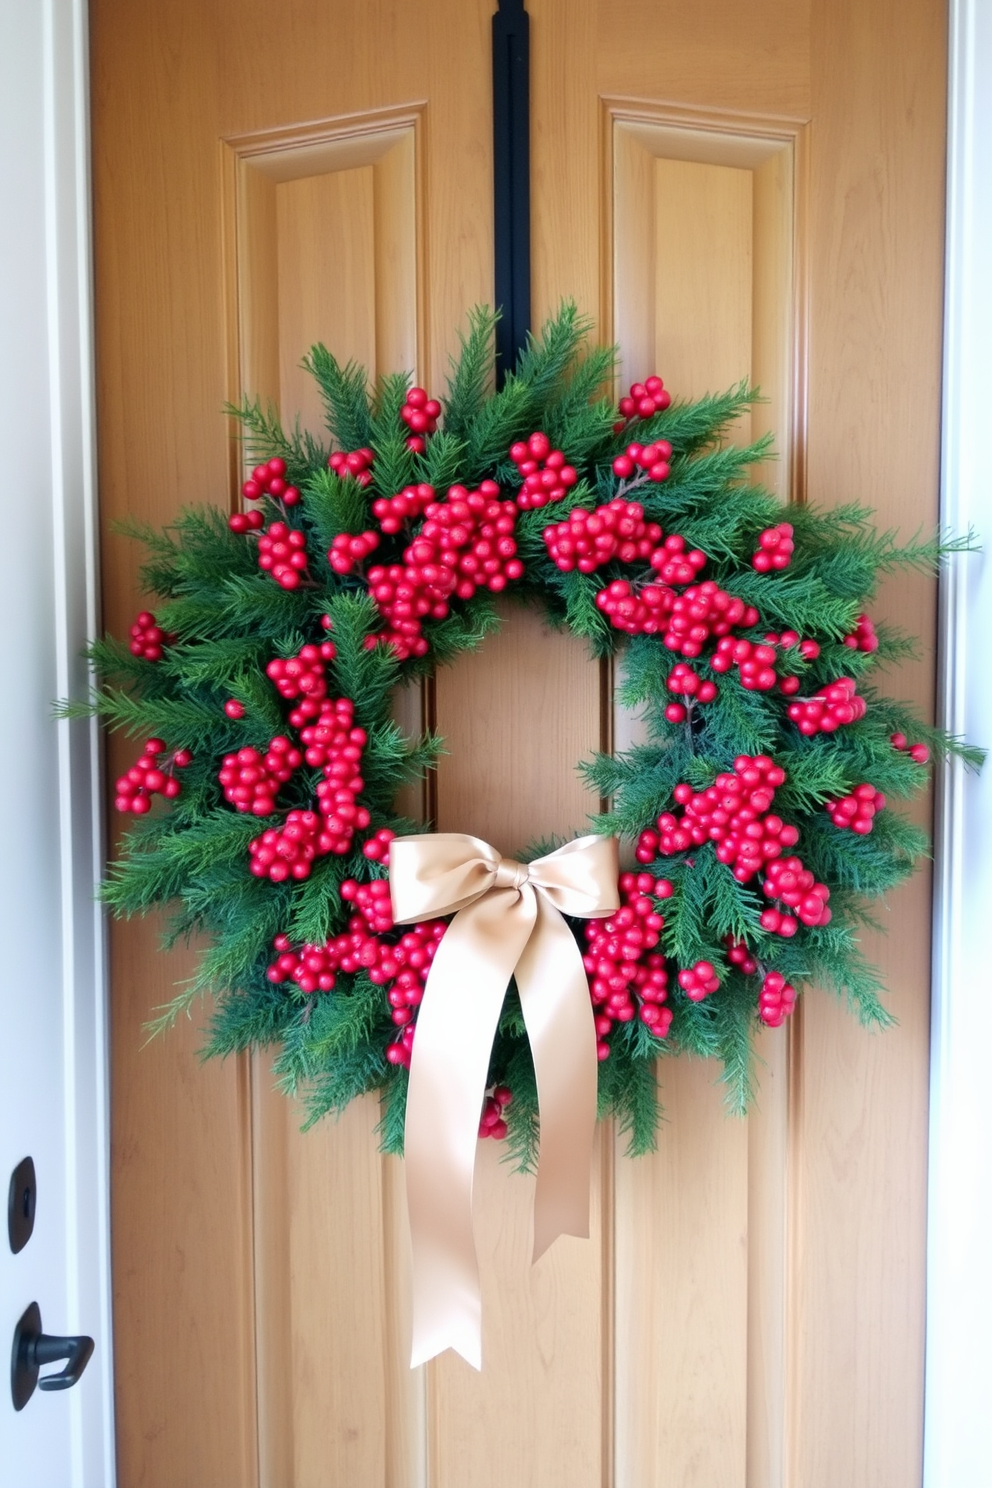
90 2 945 1484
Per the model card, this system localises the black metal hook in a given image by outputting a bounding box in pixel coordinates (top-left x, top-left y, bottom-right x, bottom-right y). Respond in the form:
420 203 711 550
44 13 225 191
10 1302 94 1411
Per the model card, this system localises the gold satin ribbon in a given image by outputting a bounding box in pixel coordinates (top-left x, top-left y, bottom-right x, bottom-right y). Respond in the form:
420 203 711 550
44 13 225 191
388 832 620 1370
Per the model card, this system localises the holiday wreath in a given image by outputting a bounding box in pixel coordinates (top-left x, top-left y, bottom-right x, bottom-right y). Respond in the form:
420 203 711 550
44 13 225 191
73 304 979 1165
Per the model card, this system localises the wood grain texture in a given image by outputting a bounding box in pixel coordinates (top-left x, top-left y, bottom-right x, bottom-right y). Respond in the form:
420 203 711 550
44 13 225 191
794 2 946 1483
652 157 753 417
434 604 601 852
430 1138 608 1488
277 168 377 434
614 1060 750 1488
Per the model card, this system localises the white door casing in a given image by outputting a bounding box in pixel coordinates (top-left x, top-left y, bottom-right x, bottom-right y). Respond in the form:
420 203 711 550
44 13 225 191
926 3 992 1485
0 1 114 1484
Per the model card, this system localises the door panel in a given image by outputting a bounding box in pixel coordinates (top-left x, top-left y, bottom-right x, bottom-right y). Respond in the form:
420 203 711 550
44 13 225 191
91 1 945 1484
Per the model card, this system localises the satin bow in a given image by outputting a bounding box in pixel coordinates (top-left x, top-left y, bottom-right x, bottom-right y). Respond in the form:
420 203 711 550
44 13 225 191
389 831 620 1369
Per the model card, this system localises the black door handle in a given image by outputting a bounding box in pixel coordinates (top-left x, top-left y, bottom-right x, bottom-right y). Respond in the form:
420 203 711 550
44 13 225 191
10 1301 94 1411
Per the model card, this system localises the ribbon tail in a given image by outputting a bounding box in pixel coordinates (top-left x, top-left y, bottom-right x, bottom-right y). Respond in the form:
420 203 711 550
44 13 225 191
515 894 599 1264
404 887 536 1369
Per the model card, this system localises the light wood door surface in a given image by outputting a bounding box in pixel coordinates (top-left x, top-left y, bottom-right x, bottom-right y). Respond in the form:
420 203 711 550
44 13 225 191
90 2 946 1484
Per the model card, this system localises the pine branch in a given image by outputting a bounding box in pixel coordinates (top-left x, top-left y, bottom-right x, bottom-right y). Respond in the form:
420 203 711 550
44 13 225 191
302 345 372 452
443 305 498 442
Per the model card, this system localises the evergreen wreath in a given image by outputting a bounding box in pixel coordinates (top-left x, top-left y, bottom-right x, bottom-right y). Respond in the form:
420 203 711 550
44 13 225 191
68 304 981 1164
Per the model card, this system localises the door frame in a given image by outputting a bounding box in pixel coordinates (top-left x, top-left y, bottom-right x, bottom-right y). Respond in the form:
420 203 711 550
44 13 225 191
0 0 115 1480
926 1 992 1482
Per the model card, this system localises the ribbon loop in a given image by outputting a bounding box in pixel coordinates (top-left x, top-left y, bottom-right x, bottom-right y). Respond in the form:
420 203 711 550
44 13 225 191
389 831 619 1369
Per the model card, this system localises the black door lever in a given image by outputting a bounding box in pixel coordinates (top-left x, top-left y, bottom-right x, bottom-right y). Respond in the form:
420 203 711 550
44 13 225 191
10 1301 94 1411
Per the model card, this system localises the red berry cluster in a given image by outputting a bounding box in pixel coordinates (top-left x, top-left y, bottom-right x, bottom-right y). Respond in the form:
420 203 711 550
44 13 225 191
267 933 340 993
367 482 523 659
509 433 578 509
751 522 794 572
891 732 930 764
381 925 446 1063
583 872 673 1058
245 685 369 879
479 1086 513 1141
827 782 886 834
542 499 662 573
362 826 396 862
218 737 302 815
400 388 441 453
300 697 370 851
726 937 758 975
663 582 759 659
370 920 445 996
114 738 191 813
129 610 175 661
635 755 797 886
241 455 300 507
612 439 672 483
340 875 395 933
328 530 380 574
228 508 264 534
649 533 707 585
760 857 831 935
595 577 674 635
266 641 337 727
787 677 866 735
678 960 721 1002
328 448 375 486
759 971 797 1027
249 810 338 882
268 880 447 1071
372 482 435 534
258 522 308 589
617 374 671 422
664 663 718 723
844 613 879 652
711 636 778 691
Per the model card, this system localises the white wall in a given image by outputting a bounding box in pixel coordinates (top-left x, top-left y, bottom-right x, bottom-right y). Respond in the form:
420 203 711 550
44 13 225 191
926 3 992 1485
0 1 113 1483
